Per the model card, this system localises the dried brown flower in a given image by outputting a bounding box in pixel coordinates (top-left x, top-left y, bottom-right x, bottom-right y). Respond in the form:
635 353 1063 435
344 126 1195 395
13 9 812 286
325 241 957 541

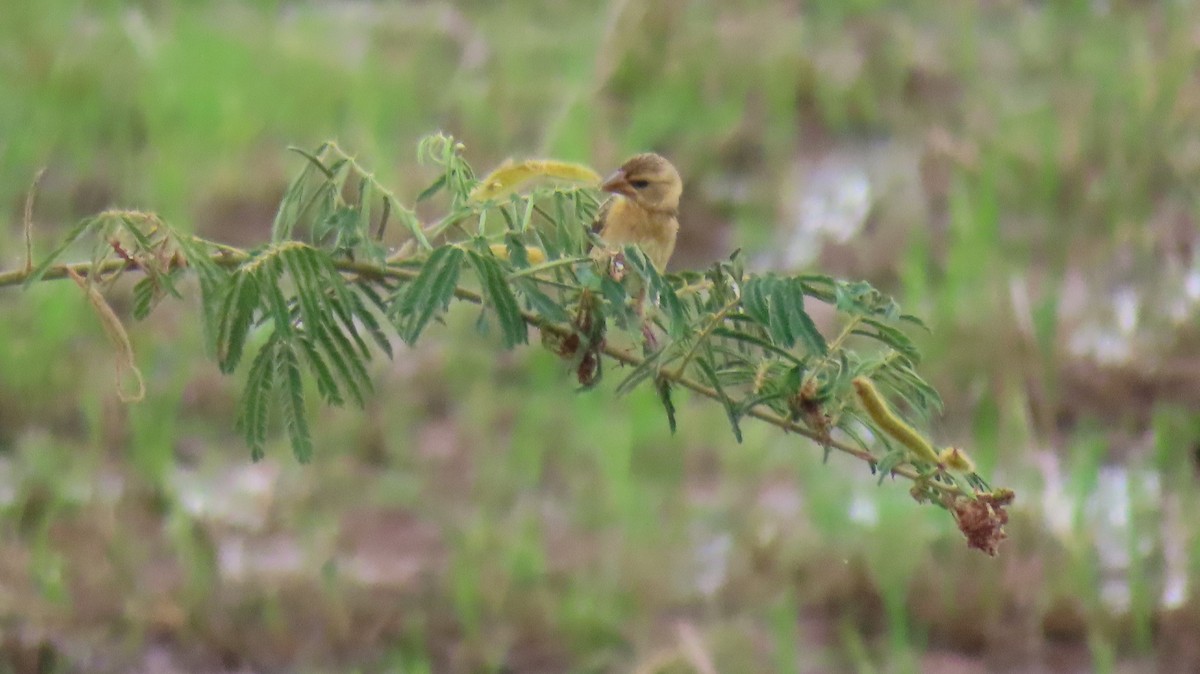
949 489 1014 556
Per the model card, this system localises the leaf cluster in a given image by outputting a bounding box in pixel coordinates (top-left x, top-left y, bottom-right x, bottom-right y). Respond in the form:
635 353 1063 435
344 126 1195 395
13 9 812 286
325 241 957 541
215 242 390 461
18 135 999 513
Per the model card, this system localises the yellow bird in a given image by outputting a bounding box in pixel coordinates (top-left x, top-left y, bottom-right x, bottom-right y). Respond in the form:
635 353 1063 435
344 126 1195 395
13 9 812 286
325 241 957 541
593 153 682 272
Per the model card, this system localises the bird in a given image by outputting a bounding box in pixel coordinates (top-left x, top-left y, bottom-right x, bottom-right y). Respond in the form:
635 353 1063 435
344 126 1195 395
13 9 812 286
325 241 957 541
592 152 682 272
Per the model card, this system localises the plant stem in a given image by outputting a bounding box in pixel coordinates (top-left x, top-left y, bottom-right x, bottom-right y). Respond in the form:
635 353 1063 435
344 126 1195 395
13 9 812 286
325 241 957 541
671 297 740 379
800 314 862 390
0 250 962 496
506 255 590 279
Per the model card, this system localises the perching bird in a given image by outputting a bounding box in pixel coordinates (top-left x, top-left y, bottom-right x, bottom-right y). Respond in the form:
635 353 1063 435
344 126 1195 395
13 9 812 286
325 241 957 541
592 153 682 272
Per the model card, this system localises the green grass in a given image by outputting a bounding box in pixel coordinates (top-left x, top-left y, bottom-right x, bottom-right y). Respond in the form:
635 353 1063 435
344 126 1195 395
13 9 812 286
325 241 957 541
2 1 1199 672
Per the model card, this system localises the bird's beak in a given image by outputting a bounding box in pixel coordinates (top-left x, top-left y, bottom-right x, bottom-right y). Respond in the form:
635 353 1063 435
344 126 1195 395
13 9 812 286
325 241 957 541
601 169 637 199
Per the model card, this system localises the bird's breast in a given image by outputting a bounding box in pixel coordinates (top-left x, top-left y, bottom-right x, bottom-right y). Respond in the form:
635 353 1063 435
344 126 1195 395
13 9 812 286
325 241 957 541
599 197 679 270
601 199 677 244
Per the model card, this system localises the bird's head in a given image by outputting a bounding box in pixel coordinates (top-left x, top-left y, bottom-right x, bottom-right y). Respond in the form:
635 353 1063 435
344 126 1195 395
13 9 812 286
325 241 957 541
600 153 682 215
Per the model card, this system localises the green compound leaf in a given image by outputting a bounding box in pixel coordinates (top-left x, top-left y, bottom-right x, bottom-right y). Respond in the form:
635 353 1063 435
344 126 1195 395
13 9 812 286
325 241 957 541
514 278 570 324
22 216 100 288
217 264 263 373
466 249 527 348
237 336 279 461
696 349 742 444
780 280 827 356
276 340 313 463
393 245 465 344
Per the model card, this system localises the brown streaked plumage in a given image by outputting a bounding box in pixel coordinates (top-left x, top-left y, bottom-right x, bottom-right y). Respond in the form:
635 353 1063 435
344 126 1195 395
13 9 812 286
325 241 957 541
592 153 682 271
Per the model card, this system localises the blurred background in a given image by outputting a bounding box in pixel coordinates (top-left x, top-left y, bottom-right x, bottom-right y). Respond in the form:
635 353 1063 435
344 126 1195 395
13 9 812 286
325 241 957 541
3 1 1200 672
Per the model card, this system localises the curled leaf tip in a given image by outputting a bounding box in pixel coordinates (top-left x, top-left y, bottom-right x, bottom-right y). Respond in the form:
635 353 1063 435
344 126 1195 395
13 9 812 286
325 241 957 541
852 376 939 465
469 159 602 202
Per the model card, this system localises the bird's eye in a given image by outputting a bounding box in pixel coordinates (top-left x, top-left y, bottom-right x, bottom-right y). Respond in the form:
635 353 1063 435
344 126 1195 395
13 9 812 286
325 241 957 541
628 179 650 189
